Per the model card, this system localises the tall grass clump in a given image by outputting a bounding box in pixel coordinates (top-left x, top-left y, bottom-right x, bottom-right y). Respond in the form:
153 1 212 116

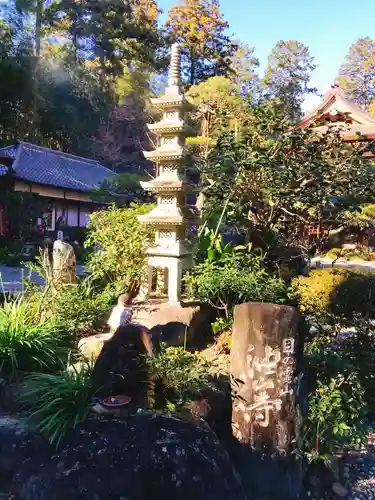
0 295 70 379
21 362 95 445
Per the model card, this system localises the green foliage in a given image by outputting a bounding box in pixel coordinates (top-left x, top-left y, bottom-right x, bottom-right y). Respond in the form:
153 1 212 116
85 204 153 293
292 268 375 320
50 283 117 336
21 362 95 444
340 318 375 415
303 336 368 462
187 76 244 140
196 227 235 263
149 345 210 408
185 248 288 314
325 246 375 262
0 296 70 380
201 101 375 255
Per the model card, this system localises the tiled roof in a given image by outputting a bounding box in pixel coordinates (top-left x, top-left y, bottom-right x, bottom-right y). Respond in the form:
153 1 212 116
0 145 18 159
0 164 8 177
0 142 116 192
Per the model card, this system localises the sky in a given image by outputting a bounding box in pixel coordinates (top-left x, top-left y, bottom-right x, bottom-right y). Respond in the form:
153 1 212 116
158 0 375 113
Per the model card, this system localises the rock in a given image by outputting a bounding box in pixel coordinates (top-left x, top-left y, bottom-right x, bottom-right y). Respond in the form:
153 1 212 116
78 333 113 362
12 414 247 500
144 303 217 348
52 240 76 284
332 482 348 497
90 324 152 403
181 384 232 440
309 475 321 487
0 415 47 494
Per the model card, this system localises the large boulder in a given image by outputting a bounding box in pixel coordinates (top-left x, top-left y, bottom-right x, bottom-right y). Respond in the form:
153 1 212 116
78 333 112 362
140 303 217 348
90 324 152 403
12 414 247 500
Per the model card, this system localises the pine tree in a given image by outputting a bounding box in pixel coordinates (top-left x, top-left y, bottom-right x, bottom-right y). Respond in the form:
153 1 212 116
263 40 316 121
338 37 375 110
165 0 235 86
229 40 259 99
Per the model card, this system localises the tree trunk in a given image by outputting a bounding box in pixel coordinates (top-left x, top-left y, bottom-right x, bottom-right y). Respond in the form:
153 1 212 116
34 0 43 57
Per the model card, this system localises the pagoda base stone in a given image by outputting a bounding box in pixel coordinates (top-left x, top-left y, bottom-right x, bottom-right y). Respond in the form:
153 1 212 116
141 255 193 304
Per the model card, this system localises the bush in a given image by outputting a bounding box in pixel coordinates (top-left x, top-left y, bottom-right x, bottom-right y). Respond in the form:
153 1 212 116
0 296 71 380
85 203 154 294
27 254 116 337
303 335 368 462
292 268 375 320
148 346 211 409
185 250 288 316
340 317 375 415
50 283 116 336
21 363 95 444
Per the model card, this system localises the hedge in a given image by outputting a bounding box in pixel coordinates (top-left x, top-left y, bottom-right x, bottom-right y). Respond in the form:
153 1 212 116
292 267 375 319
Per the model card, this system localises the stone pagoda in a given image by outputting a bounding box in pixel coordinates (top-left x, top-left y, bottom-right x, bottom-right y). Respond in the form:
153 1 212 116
138 43 198 304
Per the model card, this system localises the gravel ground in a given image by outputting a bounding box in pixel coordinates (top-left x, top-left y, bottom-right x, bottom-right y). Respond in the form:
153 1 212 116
346 433 375 500
0 264 86 293
302 432 375 500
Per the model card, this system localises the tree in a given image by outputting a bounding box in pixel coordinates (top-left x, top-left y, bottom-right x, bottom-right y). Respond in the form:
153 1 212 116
200 100 375 256
263 40 316 121
15 0 45 56
165 0 235 86
93 96 151 171
0 16 35 144
187 76 243 140
229 40 259 100
338 37 375 110
44 0 163 79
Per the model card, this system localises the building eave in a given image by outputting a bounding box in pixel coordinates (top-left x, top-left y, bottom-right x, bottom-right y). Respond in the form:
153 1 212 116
300 84 375 132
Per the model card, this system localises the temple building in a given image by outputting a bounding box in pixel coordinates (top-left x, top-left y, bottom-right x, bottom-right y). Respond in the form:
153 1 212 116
0 141 118 237
299 84 375 250
299 83 375 154
138 43 198 303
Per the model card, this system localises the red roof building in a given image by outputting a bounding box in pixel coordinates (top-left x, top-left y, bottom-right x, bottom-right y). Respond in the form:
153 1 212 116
299 84 375 147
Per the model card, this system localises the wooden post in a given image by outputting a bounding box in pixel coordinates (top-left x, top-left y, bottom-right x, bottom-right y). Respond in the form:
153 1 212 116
230 302 304 499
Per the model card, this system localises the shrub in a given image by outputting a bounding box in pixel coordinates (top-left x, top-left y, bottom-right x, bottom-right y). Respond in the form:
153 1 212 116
303 336 368 462
185 250 288 316
292 268 375 320
21 363 95 444
50 283 116 336
27 254 116 337
148 346 210 408
340 317 375 415
0 296 70 379
85 203 154 293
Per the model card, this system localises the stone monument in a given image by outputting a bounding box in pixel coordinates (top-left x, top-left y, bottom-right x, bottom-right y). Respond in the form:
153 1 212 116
138 43 198 304
230 302 305 499
52 240 76 285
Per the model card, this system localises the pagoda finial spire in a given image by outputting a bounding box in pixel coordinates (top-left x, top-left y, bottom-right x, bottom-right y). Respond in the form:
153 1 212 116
168 42 181 87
